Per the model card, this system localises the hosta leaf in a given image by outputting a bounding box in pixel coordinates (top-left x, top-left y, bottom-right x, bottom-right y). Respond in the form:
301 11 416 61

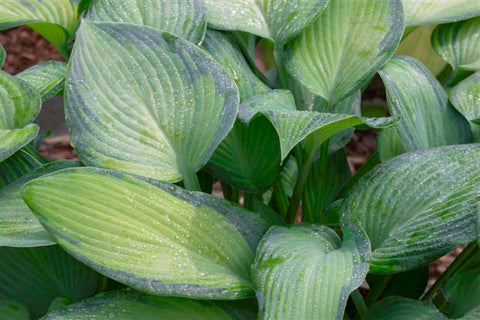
202 29 269 102
47 297 73 314
16 61 67 101
0 161 78 247
462 309 480 320
0 43 5 69
303 149 351 223
377 127 406 161
367 297 445 319
379 56 472 152
0 245 100 319
252 225 369 319
238 90 397 160
402 1 480 27
0 0 79 56
204 0 329 44
450 72 480 124
432 17 480 72
66 21 238 183
396 24 447 76
0 125 39 163
22 167 278 299
342 144 480 273
0 145 46 188
285 0 404 105
42 291 256 320
368 266 429 300
85 0 207 44
0 300 29 320
443 268 480 318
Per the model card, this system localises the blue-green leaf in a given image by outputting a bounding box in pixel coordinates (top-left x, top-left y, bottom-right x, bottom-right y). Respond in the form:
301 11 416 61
449 72 480 124
16 61 67 101
402 1 480 27
367 297 445 319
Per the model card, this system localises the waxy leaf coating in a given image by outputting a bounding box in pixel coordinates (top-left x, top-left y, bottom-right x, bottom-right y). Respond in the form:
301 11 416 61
450 72 480 125
402 1 480 27
16 61 67 101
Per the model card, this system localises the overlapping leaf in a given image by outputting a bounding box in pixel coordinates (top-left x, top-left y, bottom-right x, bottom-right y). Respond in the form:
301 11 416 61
0 71 41 162
443 268 480 318
402 1 480 26
450 72 480 125
85 0 207 44
0 145 46 188
0 300 29 320
65 21 238 184
367 297 446 319
0 0 80 56
252 225 369 319
432 17 480 72
22 167 278 299
367 266 429 300
378 56 472 153
377 127 406 161
16 61 67 101
42 291 256 320
285 0 404 105
342 144 480 273
204 0 329 44
0 245 100 319
0 161 78 247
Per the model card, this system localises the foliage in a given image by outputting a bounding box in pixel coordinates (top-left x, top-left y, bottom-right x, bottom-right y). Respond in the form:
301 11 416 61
1 0 480 319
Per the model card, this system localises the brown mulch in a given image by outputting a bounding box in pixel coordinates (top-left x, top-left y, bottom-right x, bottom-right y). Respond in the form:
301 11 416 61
1 26 461 291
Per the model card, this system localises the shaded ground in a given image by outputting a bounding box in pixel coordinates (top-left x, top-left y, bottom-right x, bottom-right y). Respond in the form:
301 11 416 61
1 26 460 290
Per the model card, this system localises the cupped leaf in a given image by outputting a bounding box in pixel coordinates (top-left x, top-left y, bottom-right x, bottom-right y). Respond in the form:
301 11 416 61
0 245 100 319
450 72 480 124
16 61 67 101
85 0 207 44
367 297 445 319
66 21 239 183
202 29 269 102
0 145 46 188
252 225 370 320
432 17 480 73
342 144 480 273
22 167 278 299
238 90 397 160
204 0 328 44
379 56 472 152
443 268 480 318
42 291 256 320
396 24 447 76
285 0 404 105
402 1 480 27
0 161 78 247
0 300 29 320
0 0 79 56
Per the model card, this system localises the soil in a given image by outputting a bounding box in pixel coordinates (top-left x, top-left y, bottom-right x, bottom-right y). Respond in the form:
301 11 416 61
0 26 461 291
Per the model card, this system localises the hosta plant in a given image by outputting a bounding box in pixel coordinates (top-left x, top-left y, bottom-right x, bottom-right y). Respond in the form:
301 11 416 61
1 0 480 319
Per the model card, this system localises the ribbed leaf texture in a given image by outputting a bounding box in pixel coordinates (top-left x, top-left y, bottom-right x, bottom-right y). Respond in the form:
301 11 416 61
342 144 480 273
367 297 446 319
443 268 480 318
0 145 46 188
0 300 29 320
402 1 480 26
85 0 207 44
450 72 480 125
16 61 67 101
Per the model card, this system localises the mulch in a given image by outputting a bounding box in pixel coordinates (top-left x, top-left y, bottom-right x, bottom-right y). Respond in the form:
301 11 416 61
1 26 459 290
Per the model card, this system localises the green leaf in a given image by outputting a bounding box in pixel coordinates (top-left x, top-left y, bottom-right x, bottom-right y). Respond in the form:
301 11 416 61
367 297 446 319
16 61 67 101
0 71 41 162
0 161 79 247
285 0 404 105
402 1 480 27
0 146 46 188
432 17 480 73
461 309 480 320
66 21 239 183
42 290 256 320
85 0 207 44
47 297 73 314
368 266 429 300
450 72 480 124
443 268 480 318
252 225 370 319
379 56 472 152
0 245 100 319
342 144 480 273
202 29 269 102
238 90 397 160
0 43 5 69
0 0 79 56
377 127 406 161
396 24 447 76
204 0 329 44
303 149 351 223
22 167 278 299
0 300 29 320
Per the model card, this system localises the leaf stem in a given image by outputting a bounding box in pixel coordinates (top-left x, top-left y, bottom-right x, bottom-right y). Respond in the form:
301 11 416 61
351 289 368 320
243 192 254 211
365 275 392 307
183 170 201 192
422 242 479 301
273 45 289 89
272 179 289 218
